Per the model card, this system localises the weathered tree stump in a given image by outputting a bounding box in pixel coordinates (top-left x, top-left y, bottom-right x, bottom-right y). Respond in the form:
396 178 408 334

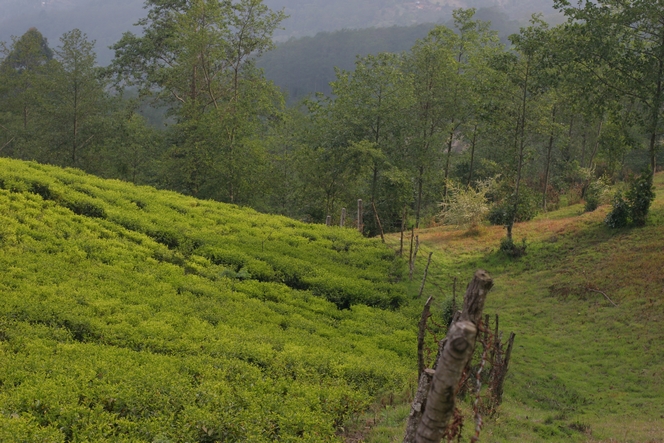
403 270 493 443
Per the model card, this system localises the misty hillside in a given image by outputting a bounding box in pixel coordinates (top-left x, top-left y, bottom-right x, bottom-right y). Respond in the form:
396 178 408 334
0 0 558 65
258 7 525 103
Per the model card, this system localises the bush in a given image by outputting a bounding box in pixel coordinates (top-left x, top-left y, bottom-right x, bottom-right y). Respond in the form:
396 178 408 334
605 169 655 228
625 168 655 227
584 176 611 213
604 192 630 228
439 179 493 229
500 236 527 258
488 191 539 226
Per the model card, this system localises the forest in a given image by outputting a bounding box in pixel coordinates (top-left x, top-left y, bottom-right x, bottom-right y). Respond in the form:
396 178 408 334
1 0 662 244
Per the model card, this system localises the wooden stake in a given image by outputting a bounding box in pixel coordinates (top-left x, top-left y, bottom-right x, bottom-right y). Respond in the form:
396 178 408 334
418 296 434 379
325 215 331 226
409 235 419 280
418 252 433 299
372 201 386 243
340 207 346 227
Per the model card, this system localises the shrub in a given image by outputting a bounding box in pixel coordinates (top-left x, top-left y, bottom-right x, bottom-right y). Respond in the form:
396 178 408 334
500 236 527 258
439 179 494 229
584 176 611 213
488 191 539 226
604 191 630 228
605 169 655 228
625 168 655 227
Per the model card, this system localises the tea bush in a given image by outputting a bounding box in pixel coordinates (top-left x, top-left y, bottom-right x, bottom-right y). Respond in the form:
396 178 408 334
0 158 414 442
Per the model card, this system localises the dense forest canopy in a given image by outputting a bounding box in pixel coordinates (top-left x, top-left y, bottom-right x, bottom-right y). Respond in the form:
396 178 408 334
0 0 662 245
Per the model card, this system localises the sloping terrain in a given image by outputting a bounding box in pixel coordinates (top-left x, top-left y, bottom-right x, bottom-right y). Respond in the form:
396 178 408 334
371 173 664 442
0 158 416 442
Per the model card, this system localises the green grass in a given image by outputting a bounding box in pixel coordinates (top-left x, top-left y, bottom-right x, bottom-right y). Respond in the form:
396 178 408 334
372 173 664 443
0 158 418 442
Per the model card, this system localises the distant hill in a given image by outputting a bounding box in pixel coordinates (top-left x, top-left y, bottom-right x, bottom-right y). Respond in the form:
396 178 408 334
0 0 560 66
258 7 527 104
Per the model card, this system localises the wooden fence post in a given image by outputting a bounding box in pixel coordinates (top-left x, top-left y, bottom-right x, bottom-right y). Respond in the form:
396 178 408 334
325 215 331 226
418 252 433 299
340 207 346 227
372 201 386 243
418 296 434 379
410 235 420 280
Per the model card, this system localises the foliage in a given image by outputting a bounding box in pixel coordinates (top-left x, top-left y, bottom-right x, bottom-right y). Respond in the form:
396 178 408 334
605 169 655 228
499 235 527 258
487 183 540 226
625 168 655 227
604 191 630 228
583 176 609 213
0 158 414 442
439 178 494 229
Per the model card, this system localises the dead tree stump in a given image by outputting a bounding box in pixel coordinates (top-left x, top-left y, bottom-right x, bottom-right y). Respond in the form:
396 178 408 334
404 270 493 443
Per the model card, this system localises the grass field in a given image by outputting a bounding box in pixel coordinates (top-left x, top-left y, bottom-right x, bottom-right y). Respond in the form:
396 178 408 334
368 173 664 442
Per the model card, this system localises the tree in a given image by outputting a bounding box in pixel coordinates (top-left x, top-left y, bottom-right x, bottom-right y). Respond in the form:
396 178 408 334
326 52 414 233
498 17 553 241
46 29 109 167
0 28 53 158
110 0 286 203
555 0 664 173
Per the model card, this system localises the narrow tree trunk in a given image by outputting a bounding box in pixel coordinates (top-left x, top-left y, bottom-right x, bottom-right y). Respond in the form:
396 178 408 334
340 207 346 227
542 108 556 210
588 119 603 172
414 270 494 443
357 199 363 233
399 206 407 256
416 166 424 228
467 124 478 188
443 133 454 199
507 58 531 241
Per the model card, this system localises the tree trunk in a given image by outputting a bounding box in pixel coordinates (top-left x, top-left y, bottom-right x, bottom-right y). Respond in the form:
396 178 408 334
467 125 478 188
442 133 454 199
507 58 531 241
416 165 424 228
413 270 494 443
399 206 406 256
542 107 556 210
357 199 363 233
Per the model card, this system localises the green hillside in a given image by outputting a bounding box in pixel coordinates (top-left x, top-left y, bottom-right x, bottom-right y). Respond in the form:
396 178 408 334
0 158 415 442
366 173 664 442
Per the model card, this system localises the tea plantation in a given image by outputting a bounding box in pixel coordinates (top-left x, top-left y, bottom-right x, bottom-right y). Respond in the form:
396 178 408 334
0 158 416 442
